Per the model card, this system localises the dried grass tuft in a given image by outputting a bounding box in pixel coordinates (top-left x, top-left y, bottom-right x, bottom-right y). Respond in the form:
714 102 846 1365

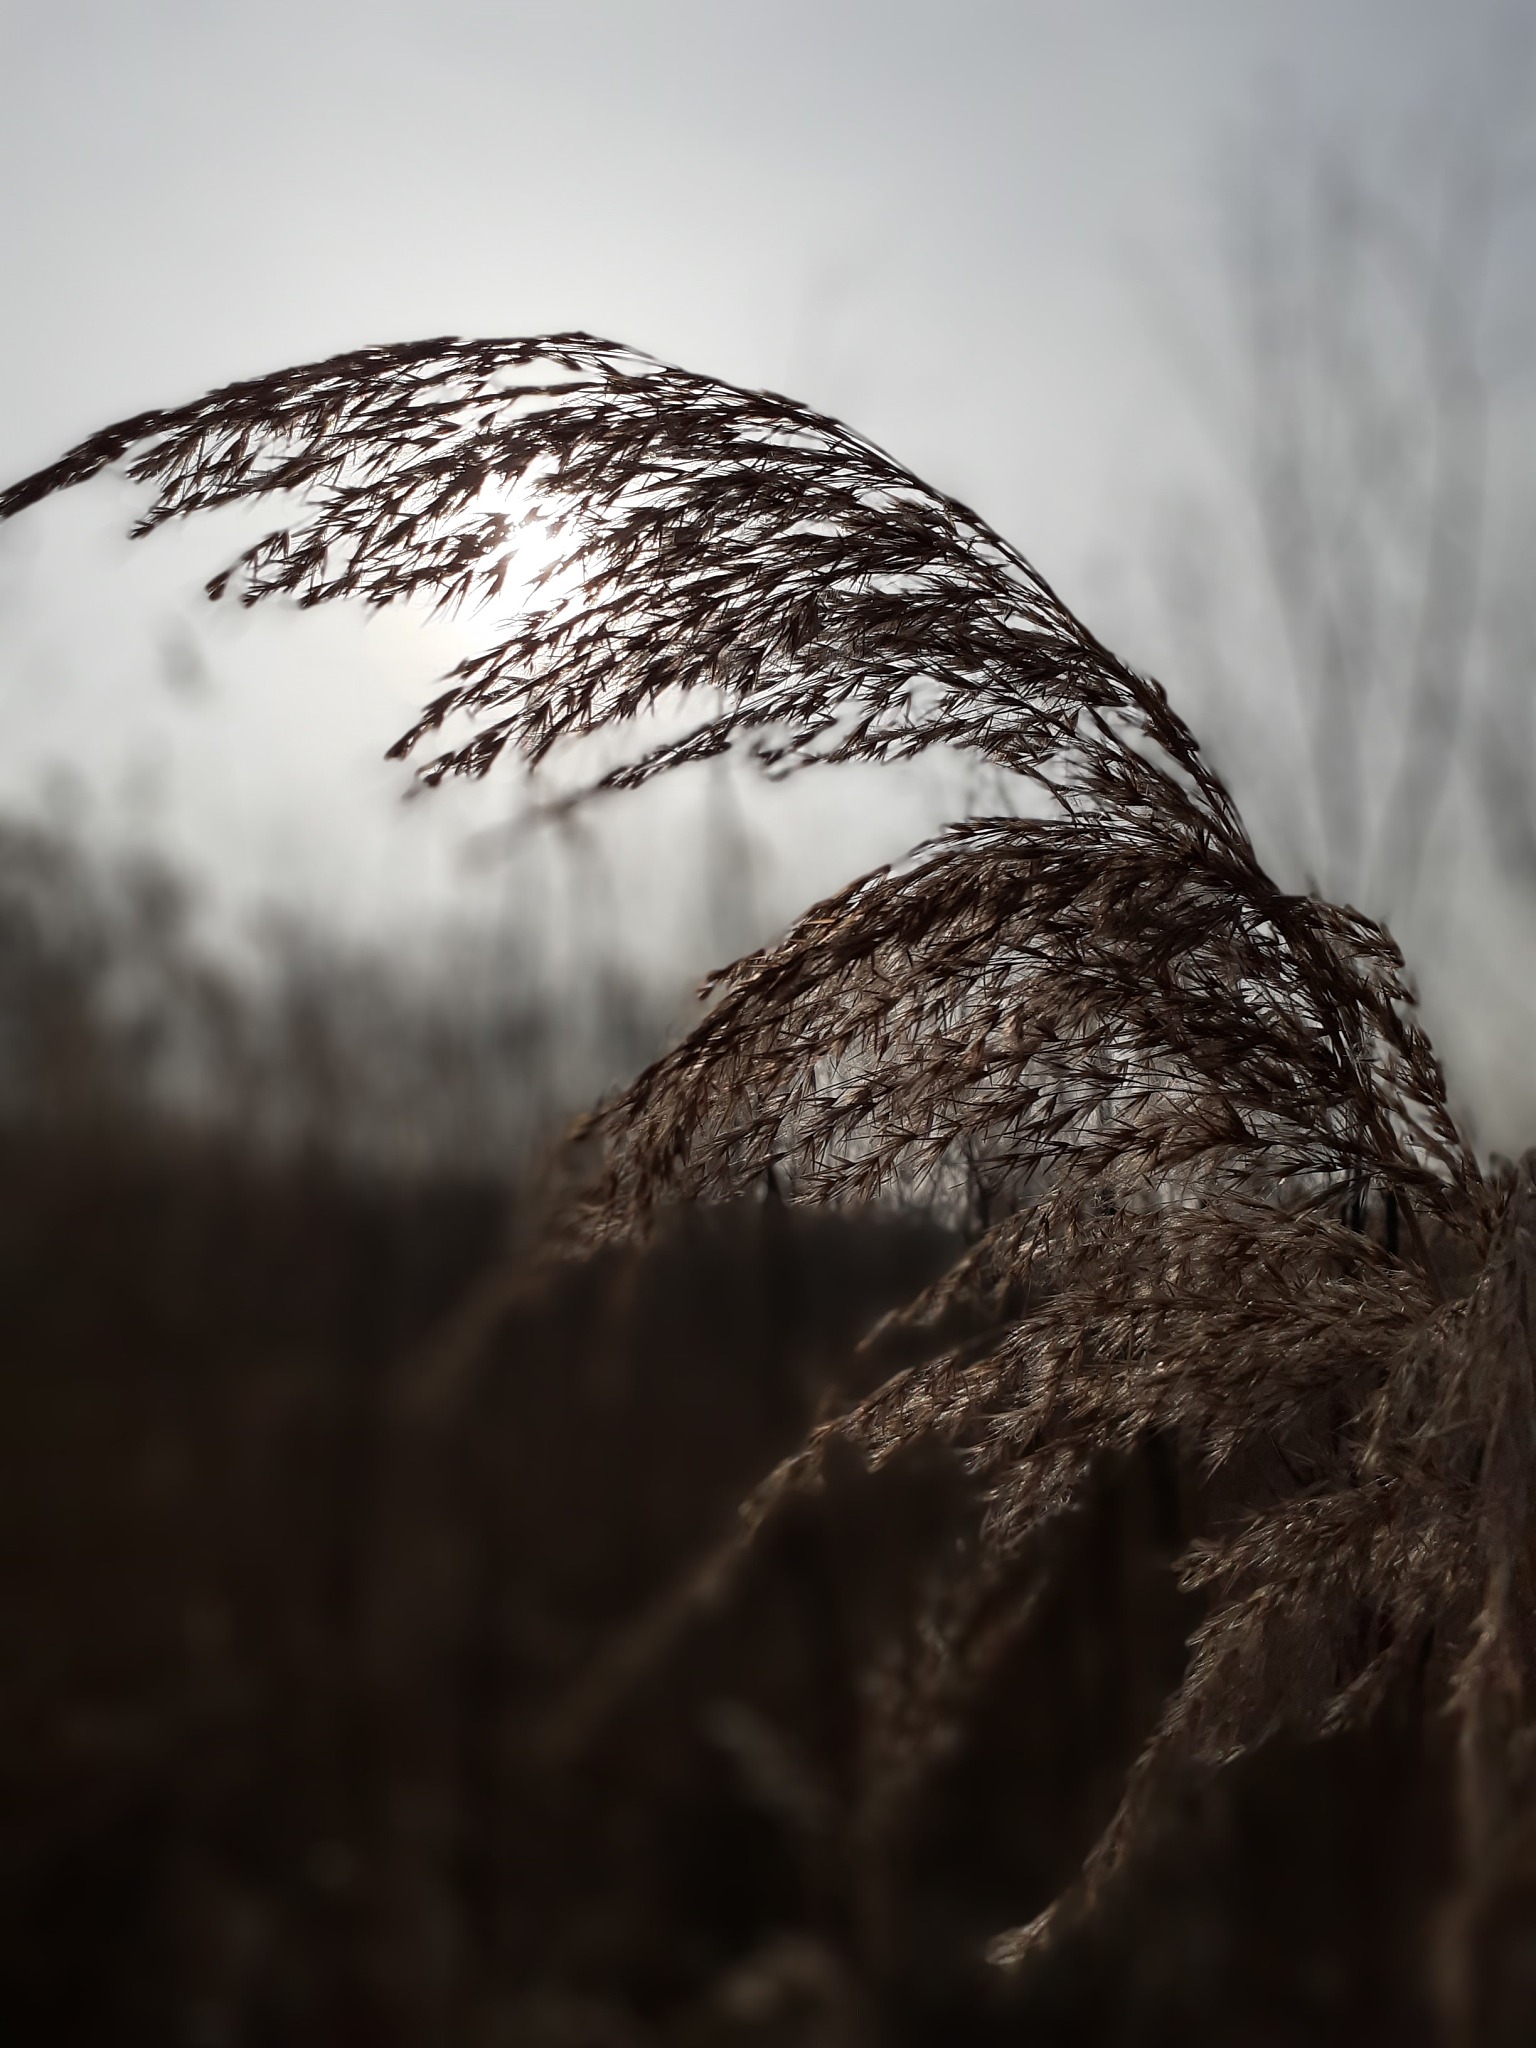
5 334 1529 1990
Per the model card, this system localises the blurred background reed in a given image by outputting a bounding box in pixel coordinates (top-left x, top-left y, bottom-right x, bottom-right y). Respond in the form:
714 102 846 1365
2 791 1526 2048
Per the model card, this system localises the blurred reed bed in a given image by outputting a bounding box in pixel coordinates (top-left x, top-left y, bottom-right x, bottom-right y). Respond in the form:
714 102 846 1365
2 809 1529 2048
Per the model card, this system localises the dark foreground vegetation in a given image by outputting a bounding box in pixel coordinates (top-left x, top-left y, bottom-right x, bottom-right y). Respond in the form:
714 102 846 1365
2 824 1532 2048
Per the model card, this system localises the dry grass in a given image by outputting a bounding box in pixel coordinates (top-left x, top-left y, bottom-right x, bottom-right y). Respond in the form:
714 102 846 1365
4 335 1533 2035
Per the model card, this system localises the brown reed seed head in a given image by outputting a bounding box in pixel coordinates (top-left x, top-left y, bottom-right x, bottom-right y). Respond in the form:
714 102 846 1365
4 335 1527 1975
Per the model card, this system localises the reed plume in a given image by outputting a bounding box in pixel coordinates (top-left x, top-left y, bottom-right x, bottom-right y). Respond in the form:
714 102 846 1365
4 334 1526 1981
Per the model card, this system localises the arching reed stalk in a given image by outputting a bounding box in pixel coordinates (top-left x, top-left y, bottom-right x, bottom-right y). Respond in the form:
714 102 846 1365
4 335 1528 1984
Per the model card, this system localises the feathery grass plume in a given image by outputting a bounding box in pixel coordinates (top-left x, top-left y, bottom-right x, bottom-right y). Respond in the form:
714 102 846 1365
2 335 1523 1980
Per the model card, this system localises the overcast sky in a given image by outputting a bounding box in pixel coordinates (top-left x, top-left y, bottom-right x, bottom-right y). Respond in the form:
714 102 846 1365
0 2 1478 547
2 0 1533 1140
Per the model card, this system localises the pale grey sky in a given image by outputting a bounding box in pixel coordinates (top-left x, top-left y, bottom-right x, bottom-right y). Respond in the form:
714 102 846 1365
0 1 1475 552
2 0 1533 1141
